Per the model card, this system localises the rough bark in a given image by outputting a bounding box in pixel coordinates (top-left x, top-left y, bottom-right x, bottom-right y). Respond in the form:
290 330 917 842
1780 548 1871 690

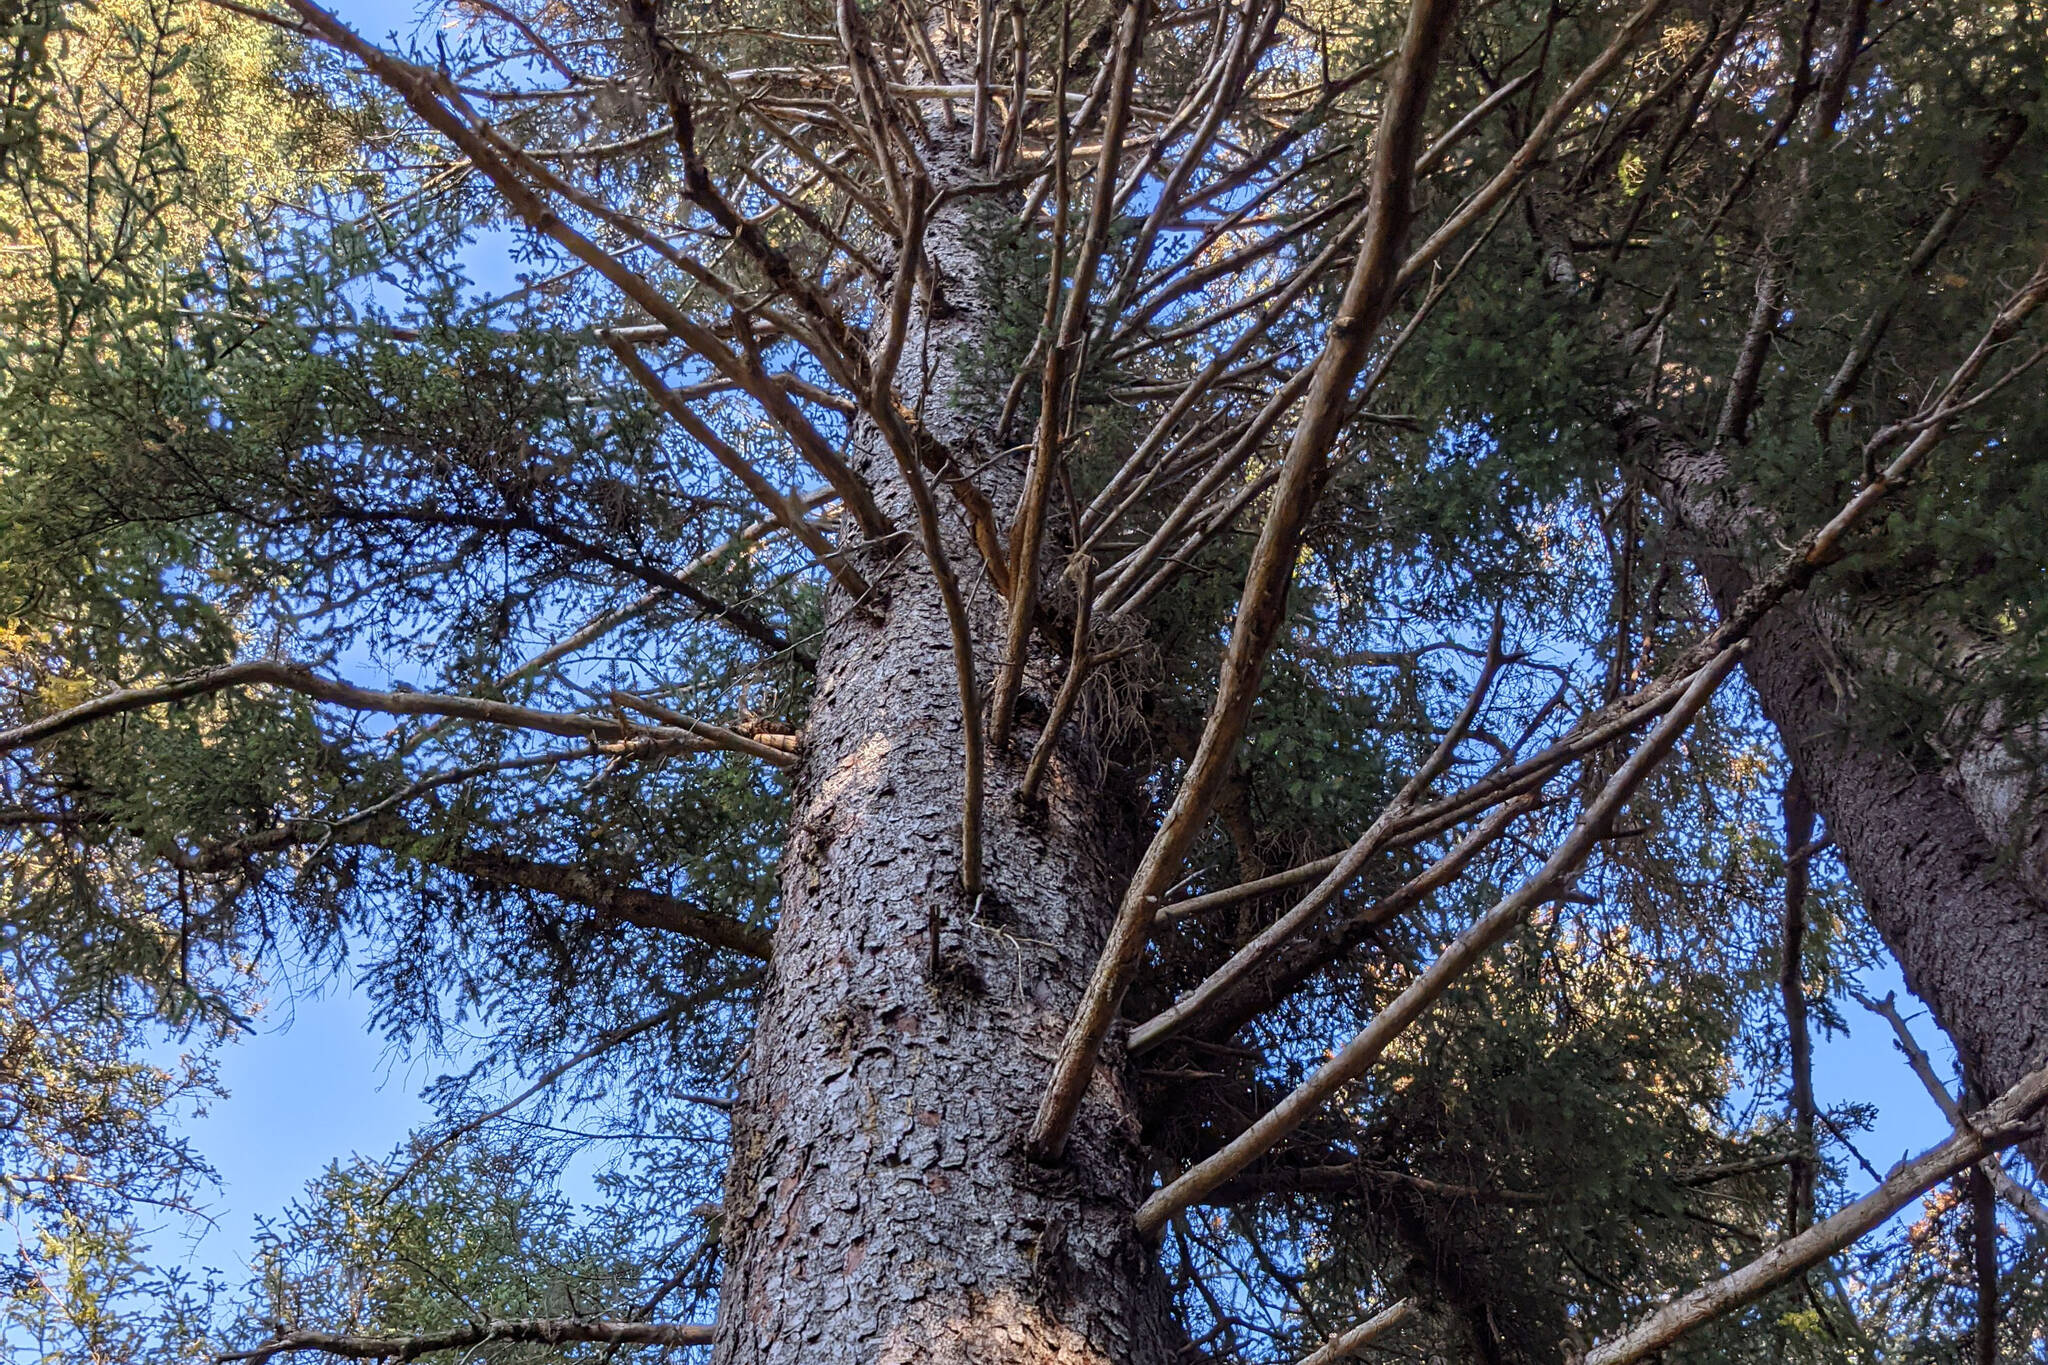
709 144 1183 1365
1655 435 2048 1168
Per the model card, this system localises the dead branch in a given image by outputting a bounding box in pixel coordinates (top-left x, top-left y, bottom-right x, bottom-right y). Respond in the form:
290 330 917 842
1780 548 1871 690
1297 1299 1415 1365
1027 0 1463 1165
1859 991 2048 1234
1580 1059 2048 1365
218 1319 715 1363
1135 645 1742 1235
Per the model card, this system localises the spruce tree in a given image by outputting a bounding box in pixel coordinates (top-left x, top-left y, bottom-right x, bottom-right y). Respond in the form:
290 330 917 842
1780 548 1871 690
3 0 2046 1361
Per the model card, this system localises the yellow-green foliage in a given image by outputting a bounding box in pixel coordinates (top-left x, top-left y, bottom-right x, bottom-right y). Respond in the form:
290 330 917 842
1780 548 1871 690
0 0 343 321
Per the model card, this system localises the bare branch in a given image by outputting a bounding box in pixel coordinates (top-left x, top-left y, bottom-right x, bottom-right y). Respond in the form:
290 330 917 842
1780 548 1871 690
1412 70 1532 176
1134 645 1743 1235
1297 1300 1415 1365
611 690 800 768
1097 0 1281 330
836 0 918 216
218 1319 714 1363
1394 0 1665 296
1081 202 1373 560
1030 0 1463 1162
275 0 895 543
606 339 872 602
1089 365 1317 612
988 0 1146 750
1580 1060 2048 1365
1859 992 2048 1234
1017 552 1096 804
1130 619 1511 1052
1135 794 1535 1052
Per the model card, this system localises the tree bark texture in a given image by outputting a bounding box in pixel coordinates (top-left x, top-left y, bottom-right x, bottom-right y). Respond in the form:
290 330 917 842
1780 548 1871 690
710 149 1183 1365
1656 435 2048 1168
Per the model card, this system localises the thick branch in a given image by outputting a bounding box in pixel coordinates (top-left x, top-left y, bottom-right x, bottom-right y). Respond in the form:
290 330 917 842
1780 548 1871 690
1297 1300 1415 1365
218 1319 715 1363
435 845 775 960
1028 0 1462 1165
0 661 771 762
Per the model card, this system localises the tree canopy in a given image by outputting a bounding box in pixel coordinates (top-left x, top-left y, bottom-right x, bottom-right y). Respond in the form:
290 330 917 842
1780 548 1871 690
2 0 2047 1361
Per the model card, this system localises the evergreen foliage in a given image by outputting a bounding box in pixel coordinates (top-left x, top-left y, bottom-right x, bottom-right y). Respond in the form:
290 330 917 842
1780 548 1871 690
1 0 2045 1361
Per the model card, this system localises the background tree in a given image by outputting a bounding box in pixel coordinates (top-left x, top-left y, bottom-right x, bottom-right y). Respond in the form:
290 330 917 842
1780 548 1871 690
2 0 2047 1362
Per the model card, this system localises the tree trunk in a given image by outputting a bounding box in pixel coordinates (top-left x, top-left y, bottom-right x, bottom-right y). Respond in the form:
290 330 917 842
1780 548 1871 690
710 150 1183 1365
1656 435 2048 1167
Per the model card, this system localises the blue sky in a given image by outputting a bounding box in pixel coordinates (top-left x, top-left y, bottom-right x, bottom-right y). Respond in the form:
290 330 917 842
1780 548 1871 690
165 946 1960 1284
164 982 436 1273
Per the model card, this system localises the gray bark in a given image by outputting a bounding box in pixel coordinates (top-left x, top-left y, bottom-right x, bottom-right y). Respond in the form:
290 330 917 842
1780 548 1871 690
1653 432 2048 1165
709 147 1183 1365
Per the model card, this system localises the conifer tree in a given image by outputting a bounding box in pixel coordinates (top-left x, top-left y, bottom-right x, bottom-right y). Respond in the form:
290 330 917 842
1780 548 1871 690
3 0 2046 1361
